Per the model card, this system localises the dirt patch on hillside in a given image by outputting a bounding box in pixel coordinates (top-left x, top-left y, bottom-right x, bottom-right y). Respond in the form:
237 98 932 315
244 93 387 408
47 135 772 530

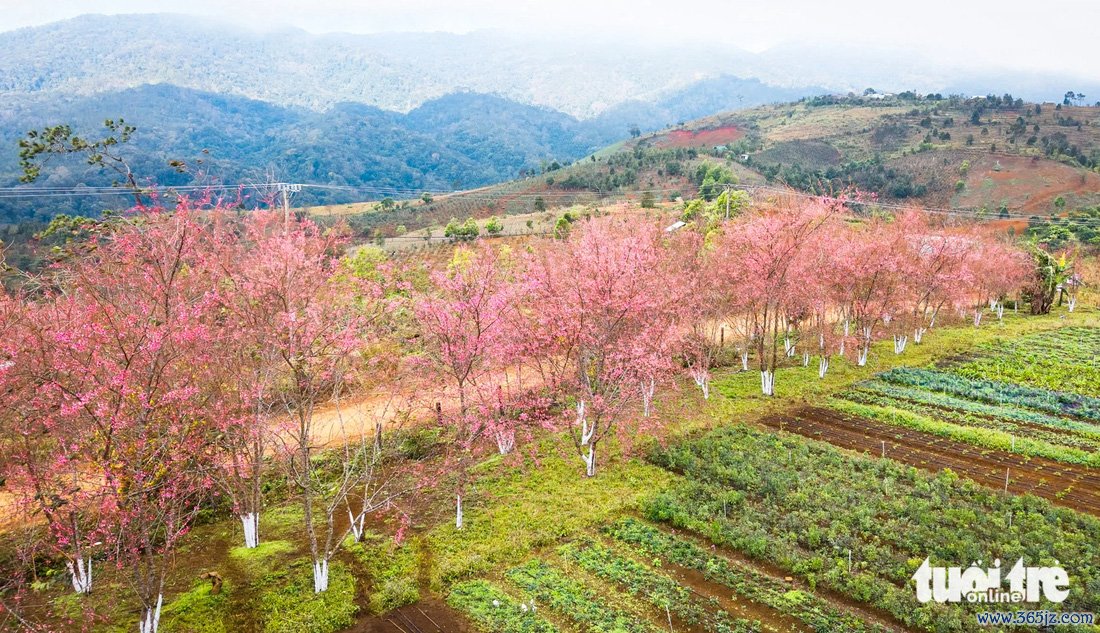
655 125 744 148
955 154 1100 214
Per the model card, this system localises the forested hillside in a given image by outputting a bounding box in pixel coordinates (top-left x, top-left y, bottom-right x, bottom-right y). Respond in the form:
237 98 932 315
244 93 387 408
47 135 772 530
0 87 618 223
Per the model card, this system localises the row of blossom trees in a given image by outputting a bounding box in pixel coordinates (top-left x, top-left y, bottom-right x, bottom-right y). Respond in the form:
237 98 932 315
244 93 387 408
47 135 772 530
0 192 1036 630
411 195 1034 508
0 199 422 629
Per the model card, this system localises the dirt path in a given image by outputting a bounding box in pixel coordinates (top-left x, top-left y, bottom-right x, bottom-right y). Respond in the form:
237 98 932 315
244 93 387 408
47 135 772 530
344 599 472 633
760 407 1100 516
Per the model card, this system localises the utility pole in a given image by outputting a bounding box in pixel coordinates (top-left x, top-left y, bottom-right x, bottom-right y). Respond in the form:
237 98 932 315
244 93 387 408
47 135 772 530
724 184 733 220
275 182 302 232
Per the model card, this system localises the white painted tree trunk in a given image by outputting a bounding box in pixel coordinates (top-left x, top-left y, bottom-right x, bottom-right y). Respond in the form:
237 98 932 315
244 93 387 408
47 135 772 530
996 304 1005 320
640 377 656 416
818 356 829 379
348 507 366 542
1069 296 1077 312
455 494 463 530
784 337 795 357
139 594 163 633
495 428 515 455
583 445 597 477
973 310 983 327
313 559 329 593
577 399 597 477
839 337 845 356
740 351 749 371
66 557 92 594
240 513 260 549
857 345 869 367
914 327 925 344
893 335 907 354
802 351 810 367
690 368 710 400
760 370 775 396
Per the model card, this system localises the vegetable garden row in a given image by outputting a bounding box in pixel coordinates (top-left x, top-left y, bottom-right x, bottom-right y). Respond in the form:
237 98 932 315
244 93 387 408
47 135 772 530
643 424 1100 632
447 520 895 633
949 327 1100 398
786 327 1100 510
447 418 1100 633
760 406 1100 514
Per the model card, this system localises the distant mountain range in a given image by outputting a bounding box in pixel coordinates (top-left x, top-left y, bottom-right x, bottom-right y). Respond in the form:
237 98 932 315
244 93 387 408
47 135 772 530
1 13 1098 223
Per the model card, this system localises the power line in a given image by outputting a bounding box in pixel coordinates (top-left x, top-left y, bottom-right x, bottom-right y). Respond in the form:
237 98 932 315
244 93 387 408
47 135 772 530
3 178 1096 228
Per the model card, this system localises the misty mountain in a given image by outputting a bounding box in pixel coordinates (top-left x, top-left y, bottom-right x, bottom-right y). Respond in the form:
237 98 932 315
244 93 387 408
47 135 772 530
0 15 830 223
4 14 1094 119
0 13 771 118
0 86 623 222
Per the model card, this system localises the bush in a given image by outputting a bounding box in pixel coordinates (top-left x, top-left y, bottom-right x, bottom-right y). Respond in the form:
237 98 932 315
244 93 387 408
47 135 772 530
485 216 504 235
444 217 479 240
396 426 442 460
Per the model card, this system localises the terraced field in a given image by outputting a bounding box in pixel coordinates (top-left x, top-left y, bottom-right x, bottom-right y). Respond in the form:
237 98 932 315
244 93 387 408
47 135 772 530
762 328 1100 511
446 516 897 633
950 327 1100 398
643 425 1100 632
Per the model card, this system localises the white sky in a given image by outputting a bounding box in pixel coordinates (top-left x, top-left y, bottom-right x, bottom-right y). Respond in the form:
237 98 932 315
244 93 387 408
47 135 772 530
2 0 1097 80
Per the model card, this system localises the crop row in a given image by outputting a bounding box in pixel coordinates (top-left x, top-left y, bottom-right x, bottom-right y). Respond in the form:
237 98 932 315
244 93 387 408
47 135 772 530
832 394 1100 467
603 519 887 633
447 580 561 633
557 538 760 633
878 367 1100 421
645 424 1100 633
951 327 1100 398
506 559 661 633
851 380 1100 438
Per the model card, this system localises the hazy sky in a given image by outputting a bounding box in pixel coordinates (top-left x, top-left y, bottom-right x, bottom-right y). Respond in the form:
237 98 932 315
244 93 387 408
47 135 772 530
2 0 1098 79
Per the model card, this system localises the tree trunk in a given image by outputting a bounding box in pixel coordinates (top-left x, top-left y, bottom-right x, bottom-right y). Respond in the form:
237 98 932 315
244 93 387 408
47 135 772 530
66 556 92 594
240 513 259 549
313 559 329 593
760 370 775 396
495 429 515 455
583 443 597 477
138 594 163 633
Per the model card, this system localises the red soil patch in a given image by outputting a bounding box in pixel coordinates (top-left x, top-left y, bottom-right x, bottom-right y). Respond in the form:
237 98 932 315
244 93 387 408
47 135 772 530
761 407 1100 516
957 155 1100 214
655 126 744 148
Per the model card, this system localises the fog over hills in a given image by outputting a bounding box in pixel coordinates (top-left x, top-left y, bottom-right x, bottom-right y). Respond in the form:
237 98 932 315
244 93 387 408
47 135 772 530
1 12 1098 224
5 14 1096 117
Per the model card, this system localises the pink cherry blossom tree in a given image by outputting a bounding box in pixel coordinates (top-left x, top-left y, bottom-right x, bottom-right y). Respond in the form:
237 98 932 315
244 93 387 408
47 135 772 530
227 210 390 593
718 198 834 394
521 217 678 476
413 244 521 527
